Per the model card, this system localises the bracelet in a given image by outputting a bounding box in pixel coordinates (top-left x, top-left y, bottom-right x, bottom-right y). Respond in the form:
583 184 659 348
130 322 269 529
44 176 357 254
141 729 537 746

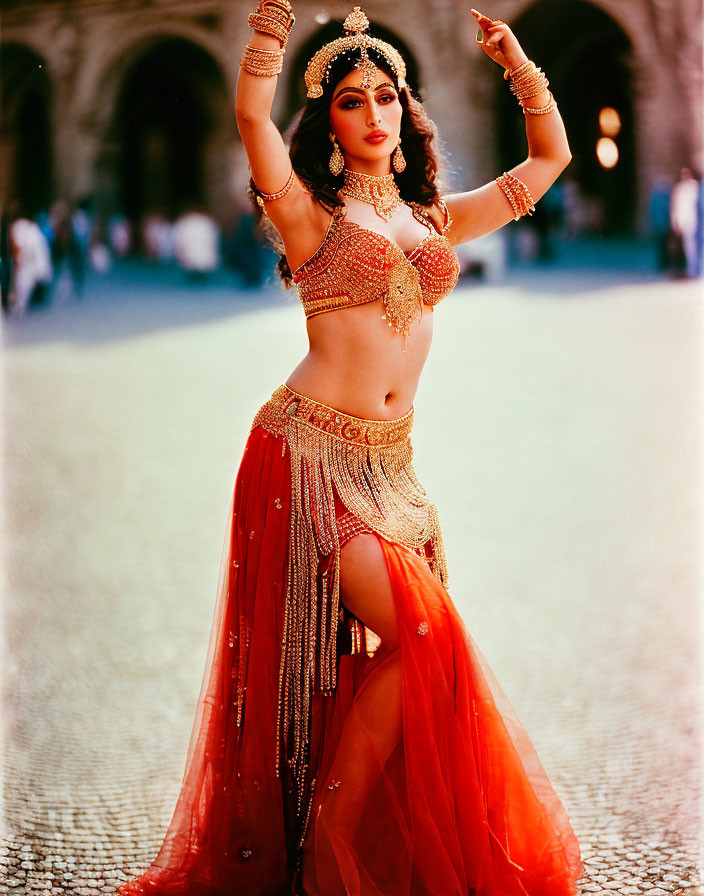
503 60 532 81
509 69 549 102
495 171 535 221
260 0 295 25
248 0 295 46
253 169 296 209
504 60 550 107
248 12 292 47
523 91 557 115
240 43 285 77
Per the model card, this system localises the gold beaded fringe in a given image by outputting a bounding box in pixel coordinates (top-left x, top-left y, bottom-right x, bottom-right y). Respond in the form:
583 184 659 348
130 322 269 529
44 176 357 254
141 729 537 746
249 384 448 813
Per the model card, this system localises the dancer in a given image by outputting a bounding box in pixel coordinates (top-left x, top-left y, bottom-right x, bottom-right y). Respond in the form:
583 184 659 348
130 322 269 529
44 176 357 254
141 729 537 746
119 6 582 894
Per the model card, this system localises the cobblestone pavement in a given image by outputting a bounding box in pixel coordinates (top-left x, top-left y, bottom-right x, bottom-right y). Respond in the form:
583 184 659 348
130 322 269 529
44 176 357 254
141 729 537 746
2 263 702 894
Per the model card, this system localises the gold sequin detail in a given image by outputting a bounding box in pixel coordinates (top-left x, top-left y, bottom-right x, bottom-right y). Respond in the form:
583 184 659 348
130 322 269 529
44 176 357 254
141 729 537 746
249 384 449 820
336 510 373 548
417 621 429 636
294 204 460 341
234 615 251 728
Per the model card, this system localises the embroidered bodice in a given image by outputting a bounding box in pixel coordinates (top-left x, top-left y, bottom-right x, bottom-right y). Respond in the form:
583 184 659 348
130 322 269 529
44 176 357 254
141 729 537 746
293 200 460 340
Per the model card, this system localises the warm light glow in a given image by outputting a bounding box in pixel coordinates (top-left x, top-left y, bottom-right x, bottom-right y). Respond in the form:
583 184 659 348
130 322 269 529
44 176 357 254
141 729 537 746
596 137 619 169
314 9 330 24
599 107 621 137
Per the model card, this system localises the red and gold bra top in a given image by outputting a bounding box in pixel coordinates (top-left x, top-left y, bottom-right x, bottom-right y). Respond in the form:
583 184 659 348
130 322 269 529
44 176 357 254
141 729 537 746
293 199 460 344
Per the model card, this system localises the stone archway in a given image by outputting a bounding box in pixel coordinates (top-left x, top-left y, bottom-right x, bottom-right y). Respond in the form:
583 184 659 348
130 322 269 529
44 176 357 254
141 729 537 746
98 36 232 231
0 43 53 215
498 0 635 234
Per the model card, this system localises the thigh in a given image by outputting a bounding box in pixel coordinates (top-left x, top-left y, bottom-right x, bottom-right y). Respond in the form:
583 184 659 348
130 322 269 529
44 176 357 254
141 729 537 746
339 533 399 652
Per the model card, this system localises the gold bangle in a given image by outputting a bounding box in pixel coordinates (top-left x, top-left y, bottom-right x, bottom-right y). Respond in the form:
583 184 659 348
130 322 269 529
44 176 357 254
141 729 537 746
260 0 295 25
510 71 549 101
505 60 550 105
260 0 293 14
504 60 532 81
254 169 296 207
240 43 285 77
248 12 291 47
523 92 557 115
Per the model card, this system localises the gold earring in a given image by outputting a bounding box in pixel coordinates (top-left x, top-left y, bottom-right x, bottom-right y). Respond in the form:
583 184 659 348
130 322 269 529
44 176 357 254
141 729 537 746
392 138 406 173
329 136 344 176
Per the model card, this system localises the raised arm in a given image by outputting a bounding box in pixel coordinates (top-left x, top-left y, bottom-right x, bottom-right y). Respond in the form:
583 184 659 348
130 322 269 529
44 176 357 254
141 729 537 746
442 8 572 245
234 1 318 235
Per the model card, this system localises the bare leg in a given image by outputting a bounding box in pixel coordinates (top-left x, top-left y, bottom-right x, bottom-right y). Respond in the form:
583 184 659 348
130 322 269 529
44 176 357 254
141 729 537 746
301 534 403 895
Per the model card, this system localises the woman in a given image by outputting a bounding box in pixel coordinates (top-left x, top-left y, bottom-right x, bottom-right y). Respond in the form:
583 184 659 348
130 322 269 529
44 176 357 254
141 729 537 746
118 6 582 895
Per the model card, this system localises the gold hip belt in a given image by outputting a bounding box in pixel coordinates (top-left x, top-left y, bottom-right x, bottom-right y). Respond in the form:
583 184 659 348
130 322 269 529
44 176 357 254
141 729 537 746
250 384 448 811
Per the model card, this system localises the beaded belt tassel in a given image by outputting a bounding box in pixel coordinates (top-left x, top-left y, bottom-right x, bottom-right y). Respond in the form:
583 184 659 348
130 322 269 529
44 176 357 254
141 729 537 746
249 385 448 813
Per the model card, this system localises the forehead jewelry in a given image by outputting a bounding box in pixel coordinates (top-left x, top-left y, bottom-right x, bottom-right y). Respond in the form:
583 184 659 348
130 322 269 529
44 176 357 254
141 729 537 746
304 6 407 99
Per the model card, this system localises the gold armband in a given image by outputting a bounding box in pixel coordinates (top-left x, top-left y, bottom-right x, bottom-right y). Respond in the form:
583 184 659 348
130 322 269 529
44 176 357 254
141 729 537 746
253 169 296 210
495 171 535 221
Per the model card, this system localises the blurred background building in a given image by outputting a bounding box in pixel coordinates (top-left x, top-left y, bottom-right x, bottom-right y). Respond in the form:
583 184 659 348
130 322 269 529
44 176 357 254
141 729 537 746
1 0 702 244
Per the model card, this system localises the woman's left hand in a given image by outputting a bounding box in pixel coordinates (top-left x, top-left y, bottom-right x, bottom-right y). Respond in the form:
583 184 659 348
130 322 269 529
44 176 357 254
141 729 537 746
470 9 528 72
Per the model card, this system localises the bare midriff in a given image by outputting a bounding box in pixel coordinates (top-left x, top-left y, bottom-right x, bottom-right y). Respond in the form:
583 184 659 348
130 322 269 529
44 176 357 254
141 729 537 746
285 298 434 421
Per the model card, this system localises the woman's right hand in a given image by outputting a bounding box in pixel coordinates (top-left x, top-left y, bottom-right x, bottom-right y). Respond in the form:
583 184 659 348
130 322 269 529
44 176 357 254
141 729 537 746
469 9 529 73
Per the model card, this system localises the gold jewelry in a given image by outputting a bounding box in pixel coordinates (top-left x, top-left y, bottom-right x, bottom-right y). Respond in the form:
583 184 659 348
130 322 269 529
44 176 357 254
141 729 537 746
253 169 296 209
248 0 295 45
392 139 406 173
240 43 285 77
495 171 535 220
523 91 557 115
503 60 532 81
305 7 407 99
248 12 292 47
505 60 549 107
475 28 484 43
340 168 402 221
250 383 448 822
329 137 344 176
260 0 294 19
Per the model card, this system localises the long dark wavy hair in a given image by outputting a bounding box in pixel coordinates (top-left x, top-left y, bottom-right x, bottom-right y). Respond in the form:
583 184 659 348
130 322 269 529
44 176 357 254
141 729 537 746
249 45 448 287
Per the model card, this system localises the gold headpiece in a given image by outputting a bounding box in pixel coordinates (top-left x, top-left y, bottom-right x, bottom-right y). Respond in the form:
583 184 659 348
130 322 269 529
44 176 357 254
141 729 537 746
304 6 407 99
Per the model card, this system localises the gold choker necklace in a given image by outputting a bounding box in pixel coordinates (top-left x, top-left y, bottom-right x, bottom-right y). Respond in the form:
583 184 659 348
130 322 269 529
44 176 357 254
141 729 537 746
340 169 402 222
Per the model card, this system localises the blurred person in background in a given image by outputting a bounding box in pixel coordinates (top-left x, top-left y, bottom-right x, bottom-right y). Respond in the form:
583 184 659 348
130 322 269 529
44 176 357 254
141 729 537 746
108 213 133 257
173 207 219 280
88 212 113 274
648 174 673 272
118 6 582 896
142 212 175 262
696 173 704 278
49 199 89 301
1 208 13 312
221 193 268 286
669 166 701 278
7 212 53 317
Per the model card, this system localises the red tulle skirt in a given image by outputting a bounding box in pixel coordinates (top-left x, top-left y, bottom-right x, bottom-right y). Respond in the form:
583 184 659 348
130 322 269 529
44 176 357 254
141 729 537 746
118 386 582 896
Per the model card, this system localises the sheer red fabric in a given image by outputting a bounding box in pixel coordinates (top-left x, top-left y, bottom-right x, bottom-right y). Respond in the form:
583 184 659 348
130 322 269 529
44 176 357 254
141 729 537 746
118 423 582 896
